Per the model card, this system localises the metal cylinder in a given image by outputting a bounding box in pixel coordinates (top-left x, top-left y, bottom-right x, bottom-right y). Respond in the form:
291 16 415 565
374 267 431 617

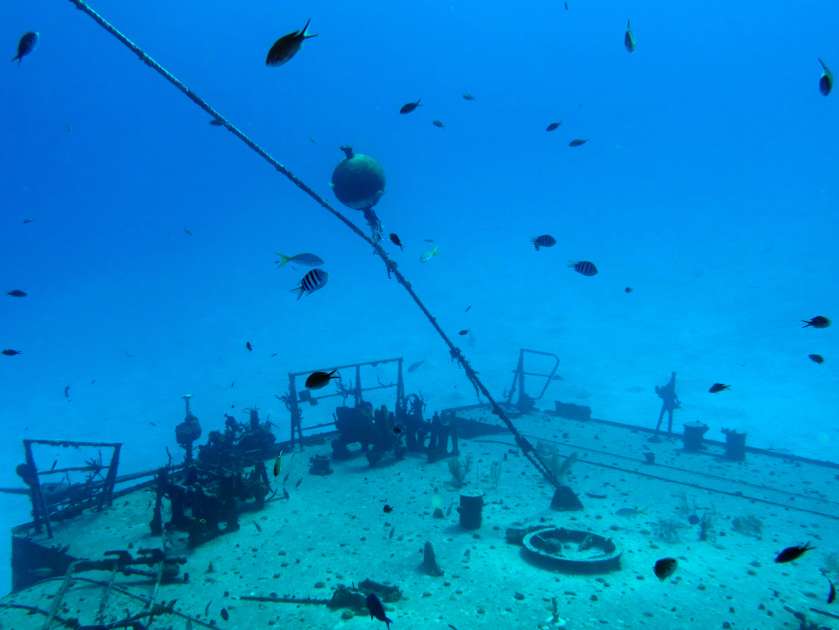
458 492 484 530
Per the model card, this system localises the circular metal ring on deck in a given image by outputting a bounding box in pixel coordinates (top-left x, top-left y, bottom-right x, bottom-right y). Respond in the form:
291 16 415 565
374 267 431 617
521 527 621 574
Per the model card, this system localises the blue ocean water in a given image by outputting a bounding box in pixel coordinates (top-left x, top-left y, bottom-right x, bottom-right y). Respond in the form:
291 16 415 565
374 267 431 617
1 0 838 607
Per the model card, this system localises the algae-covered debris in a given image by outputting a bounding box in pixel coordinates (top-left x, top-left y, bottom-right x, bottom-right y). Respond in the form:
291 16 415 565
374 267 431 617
448 455 472 488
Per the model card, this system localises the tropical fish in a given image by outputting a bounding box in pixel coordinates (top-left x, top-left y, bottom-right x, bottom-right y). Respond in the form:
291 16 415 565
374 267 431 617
653 557 677 579
533 234 556 250
819 58 833 96
276 252 324 267
808 353 825 364
12 32 38 63
708 383 730 393
6 290 27 297
400 99 421 114
432 120 445 128
292 268 328 299
775 542 814 563
420 245 439 263
305 369 338 389
624 19 636 53
803 315 830 329
389 233 404 250
365 593 392 629
569 260 598 276
823 571 836 604
569 138 588 147
265 19 317 67
545 122 561 132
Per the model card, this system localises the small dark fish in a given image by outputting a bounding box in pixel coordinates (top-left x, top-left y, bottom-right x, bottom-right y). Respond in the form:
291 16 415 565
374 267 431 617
653 557 677 580
462 93 475 101
209 118 223 126
253 521 262 532
393 425 402 434
569 260 598 276
220 607 229 621
1 349 22 357
545 122 561 132
708 383 730 393
533 234 556 250
819 58 833 96
184 228 193 236
305 369 339 389
400 99 421 114
389 527 395 539
22 218 33 224
775 542 814 563
292 268 328 299
824 573 836 604
432 120 445 128
295 478 303 489
624 286 633 293
271 352 278 357
64 385 70 399
803 315 830 328
12 32 38 64
389 233 404 250
273 455 281 477
383 504 393 513
6 290 27 297
266 19 317 67
688 514 700 525
50 460 58 471
458 329 469 336
365 593 392 629
809 353 825 364
245 341 253 352
276 252 324 268
407 360 425 373
624 19 636 53
569 138 588 147
283 472 290 484
564 1 569 9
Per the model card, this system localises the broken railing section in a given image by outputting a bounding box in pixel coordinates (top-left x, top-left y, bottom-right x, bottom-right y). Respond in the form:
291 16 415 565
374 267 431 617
16 439 122 539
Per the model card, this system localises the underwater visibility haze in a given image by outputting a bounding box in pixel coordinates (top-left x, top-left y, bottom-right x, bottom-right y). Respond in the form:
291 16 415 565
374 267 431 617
1 0 839 628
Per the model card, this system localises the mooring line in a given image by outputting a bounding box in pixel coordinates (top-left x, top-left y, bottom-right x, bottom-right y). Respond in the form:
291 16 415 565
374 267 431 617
64 0 559 488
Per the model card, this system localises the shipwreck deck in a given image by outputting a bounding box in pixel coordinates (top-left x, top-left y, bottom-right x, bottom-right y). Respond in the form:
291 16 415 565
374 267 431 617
2 408 838 630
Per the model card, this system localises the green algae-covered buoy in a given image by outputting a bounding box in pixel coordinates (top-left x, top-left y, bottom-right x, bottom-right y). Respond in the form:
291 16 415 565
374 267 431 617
330 146 386 211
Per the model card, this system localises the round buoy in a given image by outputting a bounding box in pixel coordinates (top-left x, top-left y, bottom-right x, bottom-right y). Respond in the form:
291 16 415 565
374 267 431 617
330 146 385 211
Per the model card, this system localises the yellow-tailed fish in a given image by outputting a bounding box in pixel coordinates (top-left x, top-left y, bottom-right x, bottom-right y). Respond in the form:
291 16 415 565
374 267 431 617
420 245 439 263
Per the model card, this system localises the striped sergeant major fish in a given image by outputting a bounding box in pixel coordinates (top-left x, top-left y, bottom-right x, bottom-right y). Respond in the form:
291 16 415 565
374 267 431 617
293 268 328 299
